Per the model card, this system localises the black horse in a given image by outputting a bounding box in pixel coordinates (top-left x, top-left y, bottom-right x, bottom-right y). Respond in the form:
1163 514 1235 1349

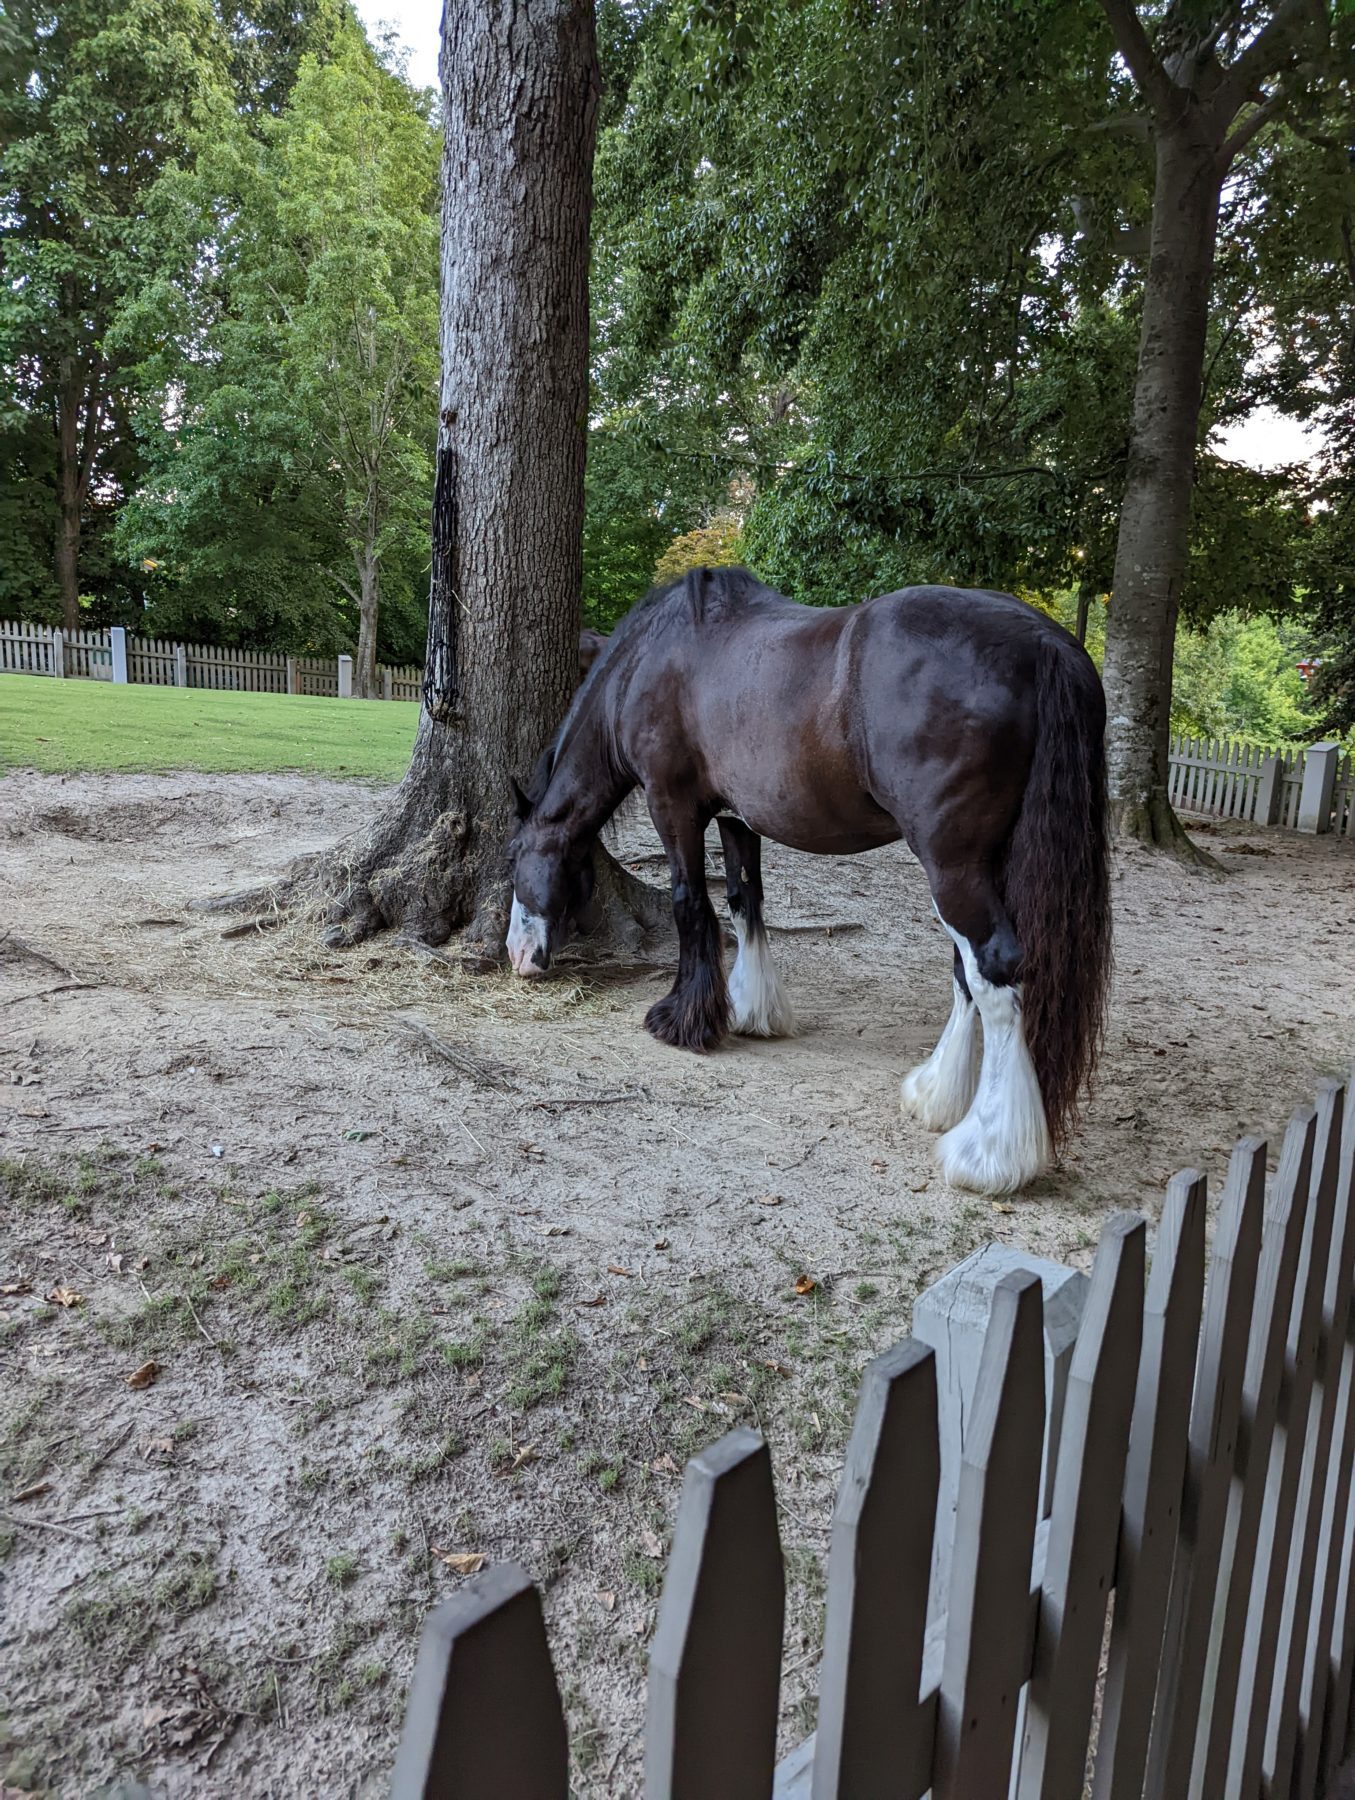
508 567 1110 1194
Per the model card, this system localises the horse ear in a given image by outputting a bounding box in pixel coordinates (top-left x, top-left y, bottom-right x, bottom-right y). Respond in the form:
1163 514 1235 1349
510 776 532 821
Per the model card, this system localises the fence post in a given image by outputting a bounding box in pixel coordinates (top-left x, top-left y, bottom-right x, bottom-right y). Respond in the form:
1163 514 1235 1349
1298 743 1341 835
52 629 65 679
109 625 128 684
337 653 353 698
285 654 296 696
174 644 187 688
383 664 393 702
914 1245 1088 1616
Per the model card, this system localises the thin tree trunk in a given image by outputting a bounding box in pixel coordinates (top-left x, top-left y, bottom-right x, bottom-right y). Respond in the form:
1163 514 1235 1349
1101 127 1223 853
355 552 379 700
55 359 83 629
1074 578 1093 647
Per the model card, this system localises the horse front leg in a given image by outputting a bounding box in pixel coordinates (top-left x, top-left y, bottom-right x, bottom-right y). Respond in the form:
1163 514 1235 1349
716 817 796 1037
645 805 729 1053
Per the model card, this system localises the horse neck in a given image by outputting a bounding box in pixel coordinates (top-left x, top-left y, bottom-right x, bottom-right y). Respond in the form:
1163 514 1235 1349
540 693 632 844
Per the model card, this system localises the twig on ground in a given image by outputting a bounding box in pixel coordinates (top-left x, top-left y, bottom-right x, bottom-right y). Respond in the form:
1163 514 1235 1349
2 982 99 1007
392 1014 511 1089
220 917 285 940
0 933 79 980
0 1507 94 1544
87 1422 134 1476
529 1090 646 1113
184 1292 219 1348
767 921 864 936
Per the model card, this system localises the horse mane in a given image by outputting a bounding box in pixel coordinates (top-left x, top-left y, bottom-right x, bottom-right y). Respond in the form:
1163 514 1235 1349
534 566 771 797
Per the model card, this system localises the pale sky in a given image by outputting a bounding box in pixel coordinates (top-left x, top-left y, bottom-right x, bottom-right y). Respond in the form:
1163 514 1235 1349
354 2 1321 477
354 0 440 88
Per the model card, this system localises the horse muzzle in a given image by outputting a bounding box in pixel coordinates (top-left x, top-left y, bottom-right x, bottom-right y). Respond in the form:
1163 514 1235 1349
507 897 551 977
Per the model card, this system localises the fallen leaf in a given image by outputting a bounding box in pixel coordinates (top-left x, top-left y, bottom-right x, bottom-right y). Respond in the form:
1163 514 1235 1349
991 1201 1016 1215
650 1453 679 1475
47 1285 84 1308
141 1437 175 1460
580 1292 607 1308
607 1264 635 1278
295 1210 312 1226
682 1394 706 1410
760 1360 793 1378
640 1527 664 1558
126 1359 160 1389
207 1273 232 1290
107 1252 125 1275
599 1589 617 1611
720 1391 747 1405
0 1281 31 1297
870 1159 887 1174
653 1237 670 1250
510 1444 538 1471
793 1275 818 1296
431 1547 486 1576
755 1193 782 1207
342 1129 375 1142
12 1480 52 1502
537 1222 570 1237
637 1354 648 1371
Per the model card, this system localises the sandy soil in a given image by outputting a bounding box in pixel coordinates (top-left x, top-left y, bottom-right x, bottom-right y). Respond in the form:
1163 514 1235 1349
1 769 1352 1797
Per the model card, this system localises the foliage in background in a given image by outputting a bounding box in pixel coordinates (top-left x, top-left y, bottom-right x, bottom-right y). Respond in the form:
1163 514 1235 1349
116 16 439 679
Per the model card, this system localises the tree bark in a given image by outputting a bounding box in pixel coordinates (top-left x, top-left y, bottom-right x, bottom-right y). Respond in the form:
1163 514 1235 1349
1101 123 1223 856
202 0 665 959
55 357 84 629
355 549 379 700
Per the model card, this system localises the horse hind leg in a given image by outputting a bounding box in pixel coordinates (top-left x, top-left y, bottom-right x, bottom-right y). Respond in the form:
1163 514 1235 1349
716 817 797 1038
928 877 1051 1195
900 944 978 1131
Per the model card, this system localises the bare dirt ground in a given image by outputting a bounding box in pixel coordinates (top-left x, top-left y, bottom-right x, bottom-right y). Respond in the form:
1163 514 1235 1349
2 769 1352 1798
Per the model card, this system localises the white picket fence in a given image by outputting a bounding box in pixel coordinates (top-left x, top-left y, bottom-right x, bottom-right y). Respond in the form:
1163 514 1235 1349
1168 733 1354 838
0 619 421 702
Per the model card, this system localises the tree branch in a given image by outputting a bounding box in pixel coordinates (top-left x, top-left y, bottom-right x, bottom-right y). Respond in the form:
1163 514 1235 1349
1217 0 1325 120
1098 0 1181 122
1220 89 1285 163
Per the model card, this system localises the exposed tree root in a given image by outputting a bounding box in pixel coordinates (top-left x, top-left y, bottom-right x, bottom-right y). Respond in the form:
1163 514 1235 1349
1111 788 1221 871
194 789 672 970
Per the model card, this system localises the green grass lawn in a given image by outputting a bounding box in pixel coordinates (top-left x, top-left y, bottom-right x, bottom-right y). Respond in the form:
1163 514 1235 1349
0 674 419 780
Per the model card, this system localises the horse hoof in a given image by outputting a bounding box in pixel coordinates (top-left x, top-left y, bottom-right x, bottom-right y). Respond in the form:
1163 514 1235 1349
644 994 725 1053
934 1116 1050 1196
900 1064 971 1132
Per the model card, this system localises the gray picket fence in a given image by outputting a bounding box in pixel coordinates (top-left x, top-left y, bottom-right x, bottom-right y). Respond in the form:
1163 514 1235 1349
0 619 420 702
1168 733 1354 839
393 1069 1355 1799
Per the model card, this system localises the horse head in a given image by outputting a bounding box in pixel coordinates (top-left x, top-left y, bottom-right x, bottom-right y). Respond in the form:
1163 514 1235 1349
505 773 596 977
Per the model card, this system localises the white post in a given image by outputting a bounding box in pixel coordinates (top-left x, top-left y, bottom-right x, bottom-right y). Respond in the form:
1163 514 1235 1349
285 654 297 696
52 629 65 679
913 1243 1088 1617
1297 742 1340 835
174 644 187 688
337 653 353 698
383 665 393 703
109 625 128 684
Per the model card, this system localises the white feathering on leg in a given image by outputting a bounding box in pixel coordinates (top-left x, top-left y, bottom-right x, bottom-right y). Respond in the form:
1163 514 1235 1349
728 915 797 1037
934 930 1051 1194
900 976 979 1131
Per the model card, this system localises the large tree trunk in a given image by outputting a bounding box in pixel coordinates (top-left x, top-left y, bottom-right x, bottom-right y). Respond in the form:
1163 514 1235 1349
1101 126 1223 855
203 0 668 960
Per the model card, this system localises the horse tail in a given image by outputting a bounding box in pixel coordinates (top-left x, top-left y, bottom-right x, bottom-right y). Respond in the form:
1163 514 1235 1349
1001 636 1112 1150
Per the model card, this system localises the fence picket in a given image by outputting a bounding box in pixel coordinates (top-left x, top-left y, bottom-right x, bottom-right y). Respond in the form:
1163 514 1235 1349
812 1340 939 1800
390 1561 567 1799
1262 1084 1351 1794
645 1427 784 1800
1144 1140 1267 1796
1093 1172 1208 1799
1228 1087 1344 1796
933 1270 1045 1800
1017 1214 1146 1800
1300 1075 1355 1796
1190 1106 1319 1798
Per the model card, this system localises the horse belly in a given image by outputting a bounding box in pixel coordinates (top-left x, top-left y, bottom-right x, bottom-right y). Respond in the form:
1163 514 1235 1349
717 741 897 856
